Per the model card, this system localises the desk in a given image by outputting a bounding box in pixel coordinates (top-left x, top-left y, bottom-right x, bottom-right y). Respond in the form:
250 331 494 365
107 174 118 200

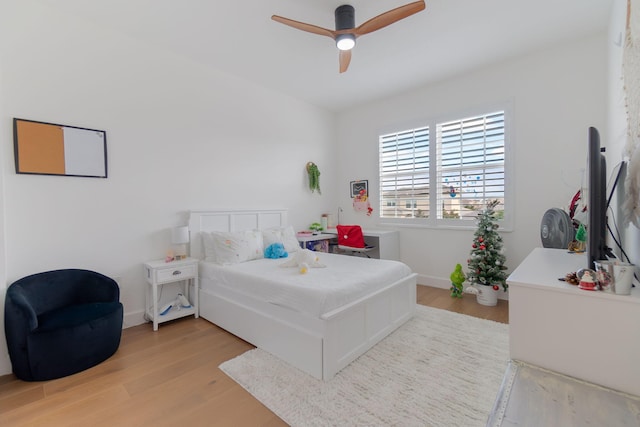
508 248 640 396
297 233 332 252
320 228 400 261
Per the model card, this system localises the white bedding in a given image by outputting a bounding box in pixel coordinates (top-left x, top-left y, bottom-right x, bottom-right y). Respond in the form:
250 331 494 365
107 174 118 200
199 252 413 319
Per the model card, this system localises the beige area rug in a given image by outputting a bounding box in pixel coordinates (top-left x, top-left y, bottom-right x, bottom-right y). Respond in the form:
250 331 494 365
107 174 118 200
219 305 509 427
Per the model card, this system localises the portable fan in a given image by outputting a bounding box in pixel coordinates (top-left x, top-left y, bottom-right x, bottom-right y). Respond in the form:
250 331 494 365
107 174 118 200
540 208 574 249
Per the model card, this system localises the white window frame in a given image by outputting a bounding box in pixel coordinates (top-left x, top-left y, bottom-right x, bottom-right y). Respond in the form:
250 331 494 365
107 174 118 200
378 102 514 231
379 126 430 220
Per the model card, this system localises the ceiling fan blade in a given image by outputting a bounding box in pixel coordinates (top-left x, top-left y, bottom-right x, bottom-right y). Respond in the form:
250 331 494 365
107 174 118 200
271 15 336 39
339 49 352 73
354 0 426 36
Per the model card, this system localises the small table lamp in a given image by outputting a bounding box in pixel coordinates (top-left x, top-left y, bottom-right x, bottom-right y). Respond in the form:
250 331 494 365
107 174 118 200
171 226 189 260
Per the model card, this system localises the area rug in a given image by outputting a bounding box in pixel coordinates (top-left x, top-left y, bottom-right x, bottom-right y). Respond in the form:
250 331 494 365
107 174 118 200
219 305 509 427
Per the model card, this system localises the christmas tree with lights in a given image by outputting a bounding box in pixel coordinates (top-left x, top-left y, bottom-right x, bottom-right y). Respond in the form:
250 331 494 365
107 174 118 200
467 200 508 291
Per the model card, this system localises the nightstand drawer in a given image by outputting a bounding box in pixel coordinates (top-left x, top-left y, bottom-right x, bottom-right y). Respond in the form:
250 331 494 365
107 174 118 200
154 265 197 284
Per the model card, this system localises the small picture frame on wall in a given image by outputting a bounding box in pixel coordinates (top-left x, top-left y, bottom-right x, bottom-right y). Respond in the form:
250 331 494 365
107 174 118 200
350 180 368 198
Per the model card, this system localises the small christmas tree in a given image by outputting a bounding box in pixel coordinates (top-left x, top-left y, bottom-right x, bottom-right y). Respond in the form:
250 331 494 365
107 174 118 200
467 200 508 291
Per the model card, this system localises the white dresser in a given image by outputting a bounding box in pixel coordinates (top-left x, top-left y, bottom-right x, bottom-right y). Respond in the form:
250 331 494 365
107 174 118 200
508 248 640 396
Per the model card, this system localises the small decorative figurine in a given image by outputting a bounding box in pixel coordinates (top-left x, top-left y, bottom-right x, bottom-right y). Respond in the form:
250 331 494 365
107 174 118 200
578 269 597 291
450 263 465 298
309 222 324 235
568 223 587 252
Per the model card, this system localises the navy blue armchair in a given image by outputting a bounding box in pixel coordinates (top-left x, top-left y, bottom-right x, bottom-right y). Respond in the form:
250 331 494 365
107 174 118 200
4 269 123 381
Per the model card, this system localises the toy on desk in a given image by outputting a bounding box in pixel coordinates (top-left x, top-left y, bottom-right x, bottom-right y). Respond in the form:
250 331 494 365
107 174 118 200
309 222 324 235
159 293 192 315
280 249 325 274
449 263 465 298
264 243 288 259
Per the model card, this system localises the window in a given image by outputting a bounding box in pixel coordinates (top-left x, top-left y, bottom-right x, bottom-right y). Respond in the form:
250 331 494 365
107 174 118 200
379 108 509 228
379 127 429 219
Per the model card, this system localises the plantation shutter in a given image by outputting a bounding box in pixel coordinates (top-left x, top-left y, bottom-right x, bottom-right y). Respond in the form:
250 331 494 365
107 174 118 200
436 111 505 220
379 127 430 218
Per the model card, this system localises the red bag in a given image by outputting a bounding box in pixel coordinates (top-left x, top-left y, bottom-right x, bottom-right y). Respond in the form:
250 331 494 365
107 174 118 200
337 225 366 248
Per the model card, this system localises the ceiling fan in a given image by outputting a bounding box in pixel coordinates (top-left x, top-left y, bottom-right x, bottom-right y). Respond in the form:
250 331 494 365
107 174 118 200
271 1 426 73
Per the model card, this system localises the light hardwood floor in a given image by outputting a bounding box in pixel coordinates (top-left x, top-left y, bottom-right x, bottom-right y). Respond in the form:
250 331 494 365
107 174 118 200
0 285 508 426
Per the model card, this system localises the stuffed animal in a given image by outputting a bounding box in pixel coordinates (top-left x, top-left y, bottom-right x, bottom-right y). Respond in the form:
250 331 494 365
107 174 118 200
280 249 325 274
264 243 288 259
449 263 465 298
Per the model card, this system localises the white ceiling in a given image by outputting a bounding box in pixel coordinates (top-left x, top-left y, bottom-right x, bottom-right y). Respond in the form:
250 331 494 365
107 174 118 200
38 0 613 112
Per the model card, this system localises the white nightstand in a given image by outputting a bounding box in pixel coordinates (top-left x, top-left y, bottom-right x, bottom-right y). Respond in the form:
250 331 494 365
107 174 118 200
143 257 199 331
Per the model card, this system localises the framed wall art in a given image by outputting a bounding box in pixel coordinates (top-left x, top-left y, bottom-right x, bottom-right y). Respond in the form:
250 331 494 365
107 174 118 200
350 180 368 198
13 118 108 178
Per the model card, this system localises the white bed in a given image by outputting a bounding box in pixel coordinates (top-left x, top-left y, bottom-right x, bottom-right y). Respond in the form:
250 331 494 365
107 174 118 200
189 209 417 380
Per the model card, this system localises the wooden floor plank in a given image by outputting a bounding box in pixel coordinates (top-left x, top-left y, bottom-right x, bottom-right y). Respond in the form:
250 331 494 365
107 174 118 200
0 285 507 426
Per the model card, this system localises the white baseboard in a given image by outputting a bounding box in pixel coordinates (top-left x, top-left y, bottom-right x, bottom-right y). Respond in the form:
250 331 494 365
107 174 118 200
417 274 509 300
417 274 450 289
123 310 147 329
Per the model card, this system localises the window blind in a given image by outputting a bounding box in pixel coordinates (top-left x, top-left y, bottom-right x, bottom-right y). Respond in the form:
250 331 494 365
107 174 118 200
437 111 505 220
379 127 430 218
378 109 506 224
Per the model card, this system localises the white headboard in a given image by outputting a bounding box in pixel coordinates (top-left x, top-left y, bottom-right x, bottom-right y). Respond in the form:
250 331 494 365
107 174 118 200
188 209 288 259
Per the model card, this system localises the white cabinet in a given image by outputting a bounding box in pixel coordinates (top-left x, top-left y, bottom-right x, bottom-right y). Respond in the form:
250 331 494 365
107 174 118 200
143 258 199 331
508 248 640 396
360 229 400 261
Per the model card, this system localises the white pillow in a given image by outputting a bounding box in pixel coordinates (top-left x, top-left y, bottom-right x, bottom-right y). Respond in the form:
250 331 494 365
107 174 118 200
203 230 264 265
202 232 218 262
244 230 264 261
262 226 300 253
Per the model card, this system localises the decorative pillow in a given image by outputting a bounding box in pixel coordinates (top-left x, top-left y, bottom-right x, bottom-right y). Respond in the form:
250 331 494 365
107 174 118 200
202 232 218 262
204 230 264 265
243 230 264 261
262 226 300 253
262 229 279 247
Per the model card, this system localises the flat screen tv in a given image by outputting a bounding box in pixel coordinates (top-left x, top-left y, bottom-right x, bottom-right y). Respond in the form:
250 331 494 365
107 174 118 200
586 126 608 269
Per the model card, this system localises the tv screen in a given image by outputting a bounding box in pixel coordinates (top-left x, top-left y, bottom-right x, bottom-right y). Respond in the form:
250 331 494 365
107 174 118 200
586 126 608 269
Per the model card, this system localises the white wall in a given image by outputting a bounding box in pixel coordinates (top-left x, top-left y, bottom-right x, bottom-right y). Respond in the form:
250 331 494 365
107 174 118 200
0 2 622 379
608 0 640 268
336 34 608 289
0 2 337 375
0 40 8 377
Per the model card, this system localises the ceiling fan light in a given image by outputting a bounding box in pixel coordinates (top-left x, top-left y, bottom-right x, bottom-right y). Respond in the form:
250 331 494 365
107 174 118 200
336 34 355 50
